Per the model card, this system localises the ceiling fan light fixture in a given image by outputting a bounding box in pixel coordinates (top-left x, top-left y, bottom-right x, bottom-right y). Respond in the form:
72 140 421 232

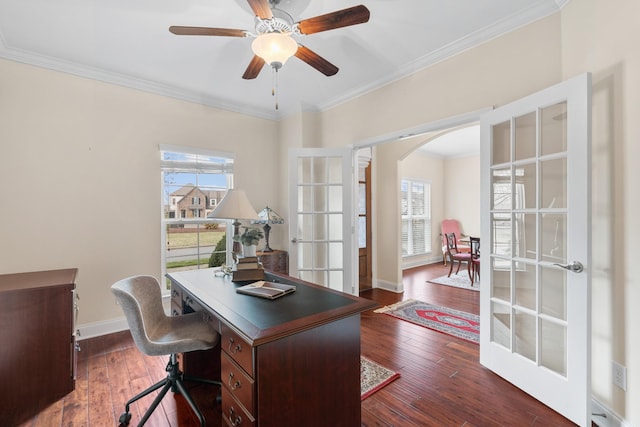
251 32 298 69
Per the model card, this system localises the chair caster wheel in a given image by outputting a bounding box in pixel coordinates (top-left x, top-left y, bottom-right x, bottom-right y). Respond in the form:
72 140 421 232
118 412 132 425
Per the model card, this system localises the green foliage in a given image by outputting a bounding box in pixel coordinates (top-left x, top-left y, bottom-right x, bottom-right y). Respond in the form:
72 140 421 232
233 227 264 246
208 234 227 267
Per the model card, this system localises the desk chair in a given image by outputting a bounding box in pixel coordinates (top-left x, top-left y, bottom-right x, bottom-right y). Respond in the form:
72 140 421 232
111 275 221 426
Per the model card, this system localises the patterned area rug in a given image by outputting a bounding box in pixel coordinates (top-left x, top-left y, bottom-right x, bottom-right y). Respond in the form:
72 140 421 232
375 299 479 344
360 356 400 400
427 271 478 291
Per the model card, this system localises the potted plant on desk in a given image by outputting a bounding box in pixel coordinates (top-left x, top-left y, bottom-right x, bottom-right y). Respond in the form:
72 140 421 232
233 227 264 258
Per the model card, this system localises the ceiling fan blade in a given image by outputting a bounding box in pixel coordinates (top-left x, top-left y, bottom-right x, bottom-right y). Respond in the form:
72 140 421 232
296 5 370 35
242 55 266 79
246 0 273 20
169 26 247 37
295 45 339 76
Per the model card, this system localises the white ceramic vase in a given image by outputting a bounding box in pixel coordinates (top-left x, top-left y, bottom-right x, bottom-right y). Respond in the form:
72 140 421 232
243 244 257 257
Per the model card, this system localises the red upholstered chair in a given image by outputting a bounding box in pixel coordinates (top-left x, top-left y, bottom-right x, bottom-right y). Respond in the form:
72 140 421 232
441 219 470 265
445 233 473 278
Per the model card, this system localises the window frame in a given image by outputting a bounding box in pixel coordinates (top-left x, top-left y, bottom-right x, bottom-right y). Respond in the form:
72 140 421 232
160 145 235 291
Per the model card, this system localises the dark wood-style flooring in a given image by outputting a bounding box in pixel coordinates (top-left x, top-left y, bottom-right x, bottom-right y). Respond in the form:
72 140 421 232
18 263 576 426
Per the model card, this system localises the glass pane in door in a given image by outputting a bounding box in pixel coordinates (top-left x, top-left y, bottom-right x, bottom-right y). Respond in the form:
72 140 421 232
541 102 568 155
492 121 511 165
541 319 567 376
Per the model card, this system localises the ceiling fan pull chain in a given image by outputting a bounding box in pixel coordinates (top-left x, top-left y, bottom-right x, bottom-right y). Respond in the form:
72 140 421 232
272 67 280 110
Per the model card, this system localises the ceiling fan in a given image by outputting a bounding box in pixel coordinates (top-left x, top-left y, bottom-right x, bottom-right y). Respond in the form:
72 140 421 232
169 0 370 80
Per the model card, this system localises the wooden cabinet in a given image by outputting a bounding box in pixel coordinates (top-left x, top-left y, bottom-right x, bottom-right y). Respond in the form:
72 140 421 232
257 250 288 275
0 268 78 425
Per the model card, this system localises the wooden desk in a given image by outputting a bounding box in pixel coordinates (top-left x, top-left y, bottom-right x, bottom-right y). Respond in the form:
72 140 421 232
167 268 378 427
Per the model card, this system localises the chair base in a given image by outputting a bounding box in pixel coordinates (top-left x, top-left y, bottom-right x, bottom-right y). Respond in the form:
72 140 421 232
118 353 221 427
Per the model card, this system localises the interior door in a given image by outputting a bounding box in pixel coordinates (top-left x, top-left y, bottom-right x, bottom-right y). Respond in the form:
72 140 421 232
288 148 356 294
479 73 591 426
358 161 372 292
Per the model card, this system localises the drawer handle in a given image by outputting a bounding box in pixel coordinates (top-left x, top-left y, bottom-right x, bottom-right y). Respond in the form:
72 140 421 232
228 337 242 355
227 406 243 426
227 372 242 390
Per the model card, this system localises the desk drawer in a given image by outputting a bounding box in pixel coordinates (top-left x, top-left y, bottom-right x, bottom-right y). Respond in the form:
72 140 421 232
221 324 253 377
170 286 182 316
222 387 255 427
222 352 254 414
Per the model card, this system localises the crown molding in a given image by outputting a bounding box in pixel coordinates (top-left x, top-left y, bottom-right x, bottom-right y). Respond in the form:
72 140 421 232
0 40 280 121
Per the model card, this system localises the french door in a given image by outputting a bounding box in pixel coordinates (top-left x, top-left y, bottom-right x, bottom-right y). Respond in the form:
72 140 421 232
480 73 592 426
288 148 356 294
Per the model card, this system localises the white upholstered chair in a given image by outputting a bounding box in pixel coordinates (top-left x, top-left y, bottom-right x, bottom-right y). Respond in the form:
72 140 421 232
111 275 221 426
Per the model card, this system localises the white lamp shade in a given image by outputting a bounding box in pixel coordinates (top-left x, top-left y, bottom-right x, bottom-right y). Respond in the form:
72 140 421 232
208 189 259 220
251 33 298 67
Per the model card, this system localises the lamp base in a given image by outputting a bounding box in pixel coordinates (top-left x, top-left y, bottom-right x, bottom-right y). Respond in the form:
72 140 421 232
262 223 274 252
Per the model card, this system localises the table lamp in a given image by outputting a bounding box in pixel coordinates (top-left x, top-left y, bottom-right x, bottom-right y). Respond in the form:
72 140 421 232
208 189 259 258
253 206 285 252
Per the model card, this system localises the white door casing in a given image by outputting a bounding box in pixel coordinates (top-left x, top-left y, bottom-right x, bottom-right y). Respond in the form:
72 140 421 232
480 73 592 426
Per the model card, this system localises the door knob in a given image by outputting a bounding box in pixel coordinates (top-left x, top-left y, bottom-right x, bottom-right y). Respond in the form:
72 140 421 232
553 261 584 273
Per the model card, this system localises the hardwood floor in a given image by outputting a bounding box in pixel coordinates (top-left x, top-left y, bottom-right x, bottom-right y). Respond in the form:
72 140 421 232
18 263 576 426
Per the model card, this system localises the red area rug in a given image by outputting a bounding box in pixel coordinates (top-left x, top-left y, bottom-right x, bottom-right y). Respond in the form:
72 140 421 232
375 299 479 344
360 356 400 400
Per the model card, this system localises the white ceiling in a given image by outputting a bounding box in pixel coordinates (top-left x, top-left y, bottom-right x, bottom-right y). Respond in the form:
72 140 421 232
418 124 480 159
0 0 565 121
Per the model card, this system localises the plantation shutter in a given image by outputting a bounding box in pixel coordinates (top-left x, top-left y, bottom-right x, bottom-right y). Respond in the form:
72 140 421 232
401 179 431 256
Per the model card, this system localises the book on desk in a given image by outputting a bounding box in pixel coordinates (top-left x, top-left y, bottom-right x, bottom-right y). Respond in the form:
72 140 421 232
236 280 296 299
232 256 265 281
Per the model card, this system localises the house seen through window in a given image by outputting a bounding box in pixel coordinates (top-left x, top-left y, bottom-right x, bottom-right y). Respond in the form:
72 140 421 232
160 146 234 287
401 179 432 257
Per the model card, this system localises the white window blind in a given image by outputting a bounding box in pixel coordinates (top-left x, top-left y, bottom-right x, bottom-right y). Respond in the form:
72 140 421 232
401 179 431 257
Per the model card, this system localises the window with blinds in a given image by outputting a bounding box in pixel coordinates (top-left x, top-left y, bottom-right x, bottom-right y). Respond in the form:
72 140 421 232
401 179 431 257
160 145 234 283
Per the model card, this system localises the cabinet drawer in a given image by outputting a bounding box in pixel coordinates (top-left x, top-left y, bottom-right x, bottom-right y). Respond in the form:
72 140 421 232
222 387 255 427
222 352 254 414
221 324 253 376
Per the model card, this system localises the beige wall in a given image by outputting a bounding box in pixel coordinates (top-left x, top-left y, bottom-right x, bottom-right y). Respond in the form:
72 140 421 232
443 155 481 238
0 59 279 327
560 0 639 422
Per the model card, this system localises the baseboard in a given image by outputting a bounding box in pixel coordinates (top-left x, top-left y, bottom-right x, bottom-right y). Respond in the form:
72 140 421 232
76 295 172 340
76 317 129 340
402 256 443 270
376 279 403 293
592 398 629 427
